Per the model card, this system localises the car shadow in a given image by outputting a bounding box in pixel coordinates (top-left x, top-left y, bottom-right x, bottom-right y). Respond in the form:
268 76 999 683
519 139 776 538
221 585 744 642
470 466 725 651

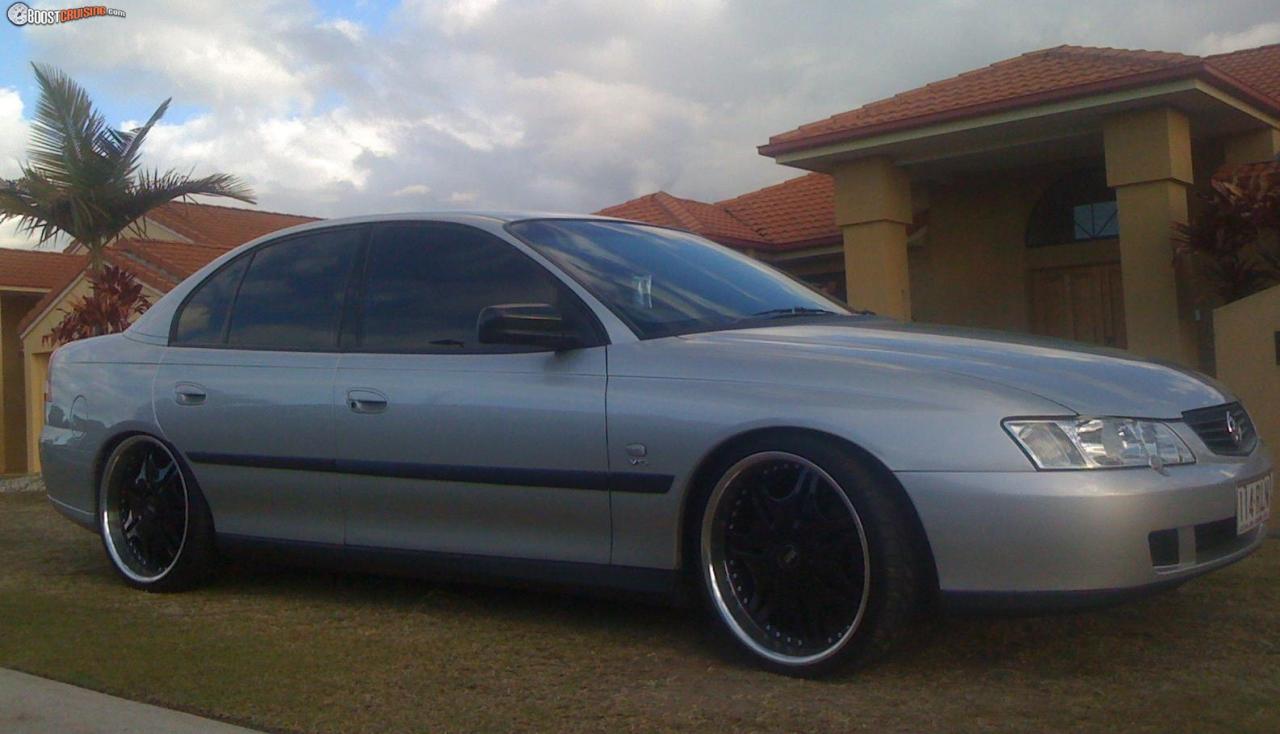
201 554 1242 682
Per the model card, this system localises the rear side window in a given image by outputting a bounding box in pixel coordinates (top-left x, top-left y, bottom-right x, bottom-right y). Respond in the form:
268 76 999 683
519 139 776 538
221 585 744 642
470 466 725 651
356 223 588 352
224 228 363 351
172 256 248 345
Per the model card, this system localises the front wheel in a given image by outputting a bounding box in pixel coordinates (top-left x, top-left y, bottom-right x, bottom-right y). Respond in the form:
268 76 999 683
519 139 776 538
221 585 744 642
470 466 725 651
98 435 216 592
694 436 923 677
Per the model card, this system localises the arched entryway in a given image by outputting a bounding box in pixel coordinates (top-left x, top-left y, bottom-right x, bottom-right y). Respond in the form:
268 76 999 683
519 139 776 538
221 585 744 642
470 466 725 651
1025 168 1127 348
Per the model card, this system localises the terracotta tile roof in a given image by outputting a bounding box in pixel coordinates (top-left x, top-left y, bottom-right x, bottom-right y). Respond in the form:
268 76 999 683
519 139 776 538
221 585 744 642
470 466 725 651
143 200 318 249
115 239 227 280
762 44 1280 156
720 173 839 248
0 248 87 291
597 174 841 251
598 191 768 244
1208 44 1280 102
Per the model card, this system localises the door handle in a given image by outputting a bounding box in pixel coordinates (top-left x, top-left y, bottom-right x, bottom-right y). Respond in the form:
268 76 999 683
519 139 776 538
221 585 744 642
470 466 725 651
347 389 388 414
174 383 207 406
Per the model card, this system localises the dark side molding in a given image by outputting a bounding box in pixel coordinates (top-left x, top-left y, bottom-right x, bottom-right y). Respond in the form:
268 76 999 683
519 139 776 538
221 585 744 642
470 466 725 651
187 452 674 494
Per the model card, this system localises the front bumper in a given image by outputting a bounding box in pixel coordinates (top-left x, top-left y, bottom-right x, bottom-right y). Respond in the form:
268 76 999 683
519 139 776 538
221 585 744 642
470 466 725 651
898 444 1272 610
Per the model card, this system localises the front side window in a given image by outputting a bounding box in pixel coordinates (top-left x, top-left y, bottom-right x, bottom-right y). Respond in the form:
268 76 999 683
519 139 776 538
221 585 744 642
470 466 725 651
356 223 596 352
507 219 849 339
224 227 363 351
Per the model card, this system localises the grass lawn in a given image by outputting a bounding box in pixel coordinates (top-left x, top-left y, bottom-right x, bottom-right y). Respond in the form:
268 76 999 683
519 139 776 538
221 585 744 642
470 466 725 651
2 491 1277 733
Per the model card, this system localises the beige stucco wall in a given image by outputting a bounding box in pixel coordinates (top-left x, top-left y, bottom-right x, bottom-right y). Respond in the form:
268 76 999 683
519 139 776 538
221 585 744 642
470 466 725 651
1214 284 1280 448
1 292 43 474
908 171 1049 331
22 274 93 474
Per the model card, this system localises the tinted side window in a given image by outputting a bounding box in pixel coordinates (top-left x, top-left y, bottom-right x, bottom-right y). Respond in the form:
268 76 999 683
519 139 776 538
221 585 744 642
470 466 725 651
358 224 587 353
226 228 362 351
172 256 248 345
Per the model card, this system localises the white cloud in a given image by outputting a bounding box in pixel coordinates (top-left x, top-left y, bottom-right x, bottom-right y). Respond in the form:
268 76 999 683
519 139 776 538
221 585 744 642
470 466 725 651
409 0 503 35
0 88 36 249
0 87 29 179
137 108 398 199
2 0 1277 229
321 18 367 42
0 220 35 250
1194 22 1280 55
393 184 432 197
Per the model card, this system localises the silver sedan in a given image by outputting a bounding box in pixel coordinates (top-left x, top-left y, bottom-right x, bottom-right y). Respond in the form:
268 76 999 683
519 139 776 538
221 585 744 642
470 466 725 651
41 213 1273 676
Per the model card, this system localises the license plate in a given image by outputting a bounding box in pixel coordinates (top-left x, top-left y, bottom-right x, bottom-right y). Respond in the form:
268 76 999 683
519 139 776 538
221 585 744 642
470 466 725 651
1237 474 1273 535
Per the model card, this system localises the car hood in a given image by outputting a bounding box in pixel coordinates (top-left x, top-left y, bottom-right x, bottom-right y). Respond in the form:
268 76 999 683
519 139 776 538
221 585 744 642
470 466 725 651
681 318 1231 418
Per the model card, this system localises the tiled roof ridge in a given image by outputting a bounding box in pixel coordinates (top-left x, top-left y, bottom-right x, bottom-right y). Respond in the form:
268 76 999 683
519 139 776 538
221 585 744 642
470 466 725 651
157 199 320 220
716 171 828 207
650 192 706 231
1204 41 1280 61
656 191 771 242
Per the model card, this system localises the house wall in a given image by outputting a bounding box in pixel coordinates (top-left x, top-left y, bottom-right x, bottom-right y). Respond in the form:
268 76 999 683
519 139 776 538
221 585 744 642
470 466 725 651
1214 284 1280 448
907 170 1053 331
22 275 93 474
1 292 42 474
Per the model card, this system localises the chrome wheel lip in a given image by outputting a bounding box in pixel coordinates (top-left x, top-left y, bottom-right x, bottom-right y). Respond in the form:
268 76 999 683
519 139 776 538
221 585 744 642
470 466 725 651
99 435 190 584
701 451 872 667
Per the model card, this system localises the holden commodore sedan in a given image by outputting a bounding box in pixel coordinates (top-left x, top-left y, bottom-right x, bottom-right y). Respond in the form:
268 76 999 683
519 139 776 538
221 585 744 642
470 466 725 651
41 213 1272 676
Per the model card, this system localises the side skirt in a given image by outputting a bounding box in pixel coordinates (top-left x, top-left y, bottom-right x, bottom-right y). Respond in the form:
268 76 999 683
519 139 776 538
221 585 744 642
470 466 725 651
216 533 683 604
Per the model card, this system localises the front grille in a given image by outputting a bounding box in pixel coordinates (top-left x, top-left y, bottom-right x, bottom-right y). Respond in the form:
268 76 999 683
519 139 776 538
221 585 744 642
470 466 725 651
1148 529 1179 567
1195 517 1238 557
1181 402 1258 456
1147 516 1251 568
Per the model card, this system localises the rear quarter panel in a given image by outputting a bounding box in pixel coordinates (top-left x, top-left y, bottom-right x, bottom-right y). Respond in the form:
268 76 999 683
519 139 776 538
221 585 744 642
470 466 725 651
41 334 164 526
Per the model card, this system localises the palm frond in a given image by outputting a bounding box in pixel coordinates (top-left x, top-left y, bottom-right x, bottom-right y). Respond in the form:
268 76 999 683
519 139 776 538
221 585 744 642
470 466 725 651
110 97 171 181
115 169 256 240
28 63 109 186
0 64 257 268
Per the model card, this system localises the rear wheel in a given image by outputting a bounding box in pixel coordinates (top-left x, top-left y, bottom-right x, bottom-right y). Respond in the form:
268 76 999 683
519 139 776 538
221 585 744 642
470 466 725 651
98 435 215 592
694 435 922 677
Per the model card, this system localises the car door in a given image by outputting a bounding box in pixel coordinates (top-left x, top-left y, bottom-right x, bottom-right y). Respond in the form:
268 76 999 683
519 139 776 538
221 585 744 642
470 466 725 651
155 225 365 546
335 221 611 564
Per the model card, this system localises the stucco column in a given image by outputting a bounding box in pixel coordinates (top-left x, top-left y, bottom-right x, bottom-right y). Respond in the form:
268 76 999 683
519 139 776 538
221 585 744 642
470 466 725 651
832 156 913 319
1103 107 1197 366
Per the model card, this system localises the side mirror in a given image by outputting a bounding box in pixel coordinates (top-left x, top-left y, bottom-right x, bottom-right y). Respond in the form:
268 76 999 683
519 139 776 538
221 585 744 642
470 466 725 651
476 303 586 351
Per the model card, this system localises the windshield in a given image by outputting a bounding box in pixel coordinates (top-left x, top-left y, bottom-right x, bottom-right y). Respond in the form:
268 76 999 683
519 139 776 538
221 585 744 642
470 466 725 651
508 219 851 339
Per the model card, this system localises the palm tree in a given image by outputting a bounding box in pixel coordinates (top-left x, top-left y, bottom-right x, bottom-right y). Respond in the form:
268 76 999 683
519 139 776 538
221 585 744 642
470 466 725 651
0 63 255 267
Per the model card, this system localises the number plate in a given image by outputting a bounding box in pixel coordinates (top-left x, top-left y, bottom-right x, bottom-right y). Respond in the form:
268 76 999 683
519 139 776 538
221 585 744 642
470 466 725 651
1237 473 1273 535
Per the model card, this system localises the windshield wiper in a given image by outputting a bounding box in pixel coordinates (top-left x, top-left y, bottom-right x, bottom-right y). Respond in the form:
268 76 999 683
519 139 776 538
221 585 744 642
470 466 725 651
749 307 839 319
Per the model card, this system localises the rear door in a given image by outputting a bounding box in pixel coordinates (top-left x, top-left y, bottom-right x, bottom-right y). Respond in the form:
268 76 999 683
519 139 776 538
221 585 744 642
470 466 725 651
155 225 365 546
334 222 611 564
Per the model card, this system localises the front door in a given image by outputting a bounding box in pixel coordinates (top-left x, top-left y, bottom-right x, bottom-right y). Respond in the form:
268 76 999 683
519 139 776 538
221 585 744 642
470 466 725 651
335 222 611 564
1028 262 1126 348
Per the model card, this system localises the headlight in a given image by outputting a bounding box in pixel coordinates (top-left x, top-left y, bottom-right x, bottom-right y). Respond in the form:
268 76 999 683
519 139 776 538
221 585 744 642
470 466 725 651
1003 417 1195 470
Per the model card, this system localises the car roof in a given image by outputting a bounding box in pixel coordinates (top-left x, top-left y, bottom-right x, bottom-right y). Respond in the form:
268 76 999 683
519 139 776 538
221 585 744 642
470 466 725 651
303 211 628 226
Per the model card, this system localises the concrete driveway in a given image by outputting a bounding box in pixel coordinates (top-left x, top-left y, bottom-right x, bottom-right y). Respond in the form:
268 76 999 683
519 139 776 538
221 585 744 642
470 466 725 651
0 669 262 734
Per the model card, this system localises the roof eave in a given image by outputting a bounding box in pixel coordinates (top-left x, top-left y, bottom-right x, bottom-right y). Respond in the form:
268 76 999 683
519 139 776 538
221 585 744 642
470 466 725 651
758 61 1278 160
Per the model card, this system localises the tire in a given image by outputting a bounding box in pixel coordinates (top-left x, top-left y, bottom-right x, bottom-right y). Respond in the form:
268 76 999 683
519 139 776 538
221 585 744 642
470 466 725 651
689 433 923 677
98 435 216 592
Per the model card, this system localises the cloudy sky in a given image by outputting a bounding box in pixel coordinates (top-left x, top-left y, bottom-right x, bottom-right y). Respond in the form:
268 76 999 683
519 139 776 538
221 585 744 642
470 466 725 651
1 0 1278 248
